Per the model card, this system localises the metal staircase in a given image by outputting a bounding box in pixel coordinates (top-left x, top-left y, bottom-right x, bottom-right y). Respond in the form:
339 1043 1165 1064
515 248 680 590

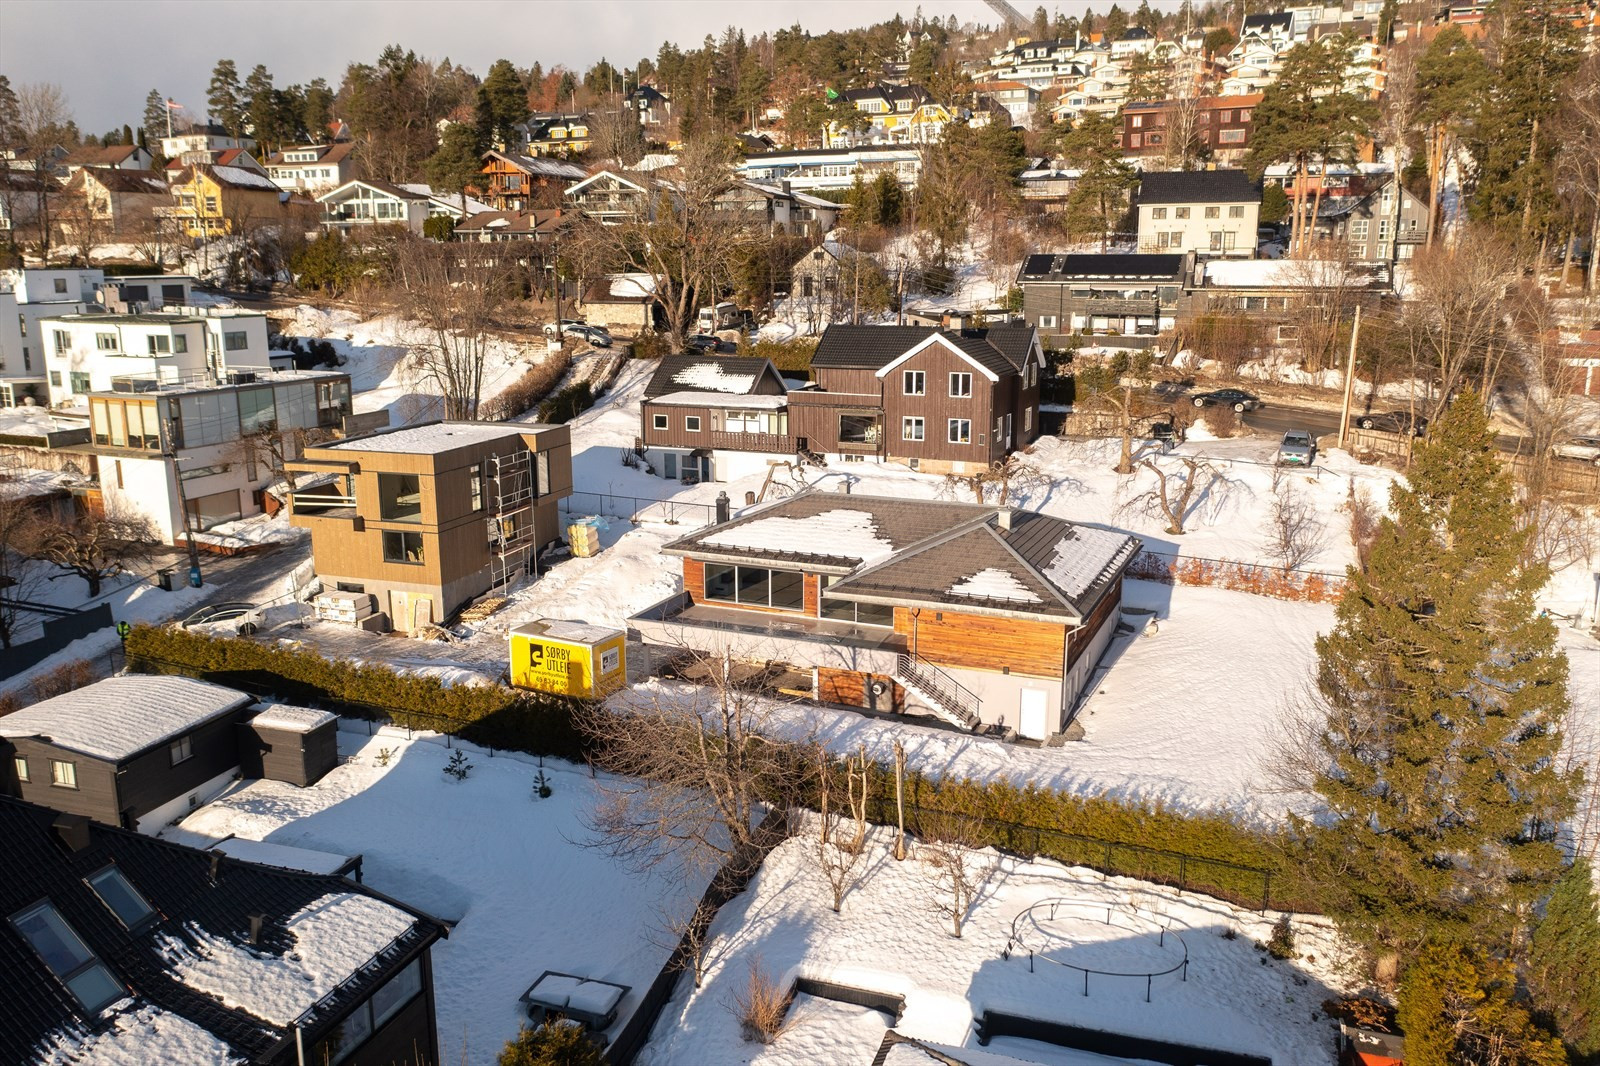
895 654 981 732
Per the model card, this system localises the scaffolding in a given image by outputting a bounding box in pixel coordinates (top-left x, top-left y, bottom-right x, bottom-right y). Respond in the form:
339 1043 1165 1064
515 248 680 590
486 447 537 593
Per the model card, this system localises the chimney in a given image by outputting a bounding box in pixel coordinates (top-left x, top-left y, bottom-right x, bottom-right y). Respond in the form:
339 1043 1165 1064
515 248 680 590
997 508 1014 531
840 480 853 495
947 313 964 332
248 914 265 945
52 813 92 853
715 491 731 524
209 852 223 882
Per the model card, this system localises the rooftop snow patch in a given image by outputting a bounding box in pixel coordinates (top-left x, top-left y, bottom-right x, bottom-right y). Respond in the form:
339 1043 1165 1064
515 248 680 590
703 508 898 565
36 1003 245 1066
1202 259 1380 289
248 705 336 734
1042 526 1137 600
329 421 530 453
949 567 1043 603
204 838 355 876
161 892 416 1026
0 676 251 761
650 391 787 409
666 362 758 393
211 166 281 191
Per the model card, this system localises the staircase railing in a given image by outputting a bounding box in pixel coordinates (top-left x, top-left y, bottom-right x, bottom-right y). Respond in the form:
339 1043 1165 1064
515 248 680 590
895 653 981 731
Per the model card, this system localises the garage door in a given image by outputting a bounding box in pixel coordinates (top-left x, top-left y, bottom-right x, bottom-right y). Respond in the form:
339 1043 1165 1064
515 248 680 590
186 489 243 530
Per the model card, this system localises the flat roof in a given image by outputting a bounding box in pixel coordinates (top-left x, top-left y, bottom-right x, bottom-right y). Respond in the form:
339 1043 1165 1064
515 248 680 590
325 420 545 454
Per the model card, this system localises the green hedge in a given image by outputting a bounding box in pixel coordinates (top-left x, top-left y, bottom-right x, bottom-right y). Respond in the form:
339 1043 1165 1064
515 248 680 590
124 625 588 761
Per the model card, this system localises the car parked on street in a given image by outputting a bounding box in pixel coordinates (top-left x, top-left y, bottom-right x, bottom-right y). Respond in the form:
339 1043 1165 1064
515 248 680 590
1191 388 1262 412
543 320 612 347
1278 429 1317 466
1550 435 1600 464
1355 410 1428 436
685 333 721 353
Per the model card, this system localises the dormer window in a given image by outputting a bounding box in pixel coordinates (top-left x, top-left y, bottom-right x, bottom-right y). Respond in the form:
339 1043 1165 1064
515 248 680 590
10 901 125 1014
85 867 155 930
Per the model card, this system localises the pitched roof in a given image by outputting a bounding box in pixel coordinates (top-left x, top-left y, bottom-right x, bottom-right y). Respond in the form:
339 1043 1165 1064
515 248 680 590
0 795 446 1065
0 676 252 762
454 209 564 236
1018 252 1188 281
264 141 355 168
63 144 144 167
76 168 168 195
644 356 783 398
811 324 1037 376
1137 169 1260 205
482 151 587 181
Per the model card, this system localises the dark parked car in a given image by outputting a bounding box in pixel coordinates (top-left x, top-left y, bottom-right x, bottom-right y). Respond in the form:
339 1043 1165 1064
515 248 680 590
1355 410 1428 436
1190 388 1262 412
685 333 721 353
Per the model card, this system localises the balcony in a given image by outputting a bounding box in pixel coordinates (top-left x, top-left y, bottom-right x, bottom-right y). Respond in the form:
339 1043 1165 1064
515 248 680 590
631 592 907 668
708 431 796 454
1083 297 1162 316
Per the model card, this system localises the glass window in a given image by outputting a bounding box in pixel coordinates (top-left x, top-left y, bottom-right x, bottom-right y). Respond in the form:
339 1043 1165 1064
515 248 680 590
238 387 277 434
703 563 736 602
1204 206 1220 219
736 566 772 605
51 760 77 788
53 329 70 353
652 413 668 430
85 868 155 929
949 373 972 398
170 735 192 766
948 418 971 444
685 416 701 432
382 531 424 564
15 755 28 782
1229 205 1245 218
469 464 483 512
1152 207 1166 219
10 902 125 1014
369 958 423 1029
903 417 924 441
1175 207 1190 219
378 474 422 522
147 334 171 354
903 370 925 395
96 332 118 351
838 414 878 444
224 331 248 351
769 570 805 610
54 278 68 293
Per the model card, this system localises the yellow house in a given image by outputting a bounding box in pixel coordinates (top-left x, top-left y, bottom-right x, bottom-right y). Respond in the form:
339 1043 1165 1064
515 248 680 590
166 163 291 238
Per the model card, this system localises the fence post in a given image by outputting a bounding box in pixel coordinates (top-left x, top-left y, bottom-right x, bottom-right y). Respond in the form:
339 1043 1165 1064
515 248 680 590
1262 872 1271 914
1178 855 1186 894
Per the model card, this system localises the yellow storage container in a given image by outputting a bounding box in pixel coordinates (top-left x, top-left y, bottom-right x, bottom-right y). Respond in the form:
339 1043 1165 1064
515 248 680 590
508 619 628 698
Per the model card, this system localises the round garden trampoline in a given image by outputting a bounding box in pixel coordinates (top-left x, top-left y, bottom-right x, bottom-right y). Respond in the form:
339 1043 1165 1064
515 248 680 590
1004 897 1190 1002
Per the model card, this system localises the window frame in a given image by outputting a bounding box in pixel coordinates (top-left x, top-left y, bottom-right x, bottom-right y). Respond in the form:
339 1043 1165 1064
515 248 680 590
381 530 425 565
685 415 701 433
85 867 156 931
948 372 972 398
948 418 972 444
902 416 925 441
651 413 668 431
50 760 77 789
169 735 193 767
14 754 28 783
9 901 125 1015
902 369 925 396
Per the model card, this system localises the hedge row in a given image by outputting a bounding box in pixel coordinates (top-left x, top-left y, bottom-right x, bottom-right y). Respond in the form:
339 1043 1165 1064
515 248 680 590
124 625 588 761
1129 552 1345 604
127 625 1313 910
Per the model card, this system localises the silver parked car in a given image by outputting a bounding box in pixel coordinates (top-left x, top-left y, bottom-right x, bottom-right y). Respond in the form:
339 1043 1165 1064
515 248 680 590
1278 429 1317 466
1550 436 1600 465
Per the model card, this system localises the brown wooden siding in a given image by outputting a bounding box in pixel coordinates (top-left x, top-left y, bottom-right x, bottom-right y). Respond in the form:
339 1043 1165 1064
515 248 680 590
893 606 1067 678
240 721 338 788
1065 577 1123 673
817 667 905 713
641 402 725 450
682 559 820 616
879 343 1000 466
5 739 121 826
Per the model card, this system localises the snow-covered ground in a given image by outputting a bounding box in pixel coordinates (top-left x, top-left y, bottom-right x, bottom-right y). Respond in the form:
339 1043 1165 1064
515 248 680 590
640 826 1355 1066
167 727 706 1066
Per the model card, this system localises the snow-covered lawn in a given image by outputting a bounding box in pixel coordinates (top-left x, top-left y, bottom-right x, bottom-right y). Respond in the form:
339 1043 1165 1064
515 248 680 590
168 728 706 1066
640 827 1355 1066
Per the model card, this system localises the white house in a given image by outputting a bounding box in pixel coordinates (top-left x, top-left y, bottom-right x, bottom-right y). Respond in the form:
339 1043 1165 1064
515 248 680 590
90 369 353 543
0 269 105 407
159 125 256 161
39 308 276 408
317 180 491 237
1136 170 1261 258
737 146 924 193
264 142 357 194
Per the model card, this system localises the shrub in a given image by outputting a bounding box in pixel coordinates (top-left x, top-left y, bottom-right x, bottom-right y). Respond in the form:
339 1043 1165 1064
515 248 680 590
443 748 473 781
744 338 818 375
1202 404 1240 438
729 958 792 1044
1267 914 1296 959
629 331 670 359
537 381 594 424
422 215 457 241
30 660 98 704
483 352 571 421
497 1020 606 1066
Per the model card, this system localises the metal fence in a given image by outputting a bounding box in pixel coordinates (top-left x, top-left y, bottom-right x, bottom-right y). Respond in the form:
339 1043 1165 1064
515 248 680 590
560 490 717 528
0 603 114 677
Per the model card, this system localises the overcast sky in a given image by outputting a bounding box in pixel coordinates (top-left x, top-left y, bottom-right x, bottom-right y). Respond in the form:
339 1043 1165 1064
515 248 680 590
0 0 1004 135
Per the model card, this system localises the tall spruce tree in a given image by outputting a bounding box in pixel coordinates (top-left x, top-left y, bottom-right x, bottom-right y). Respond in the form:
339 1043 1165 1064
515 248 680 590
207 59 244 138
1526 858 1600 1058
1303 391 1575 970
142 89 167 147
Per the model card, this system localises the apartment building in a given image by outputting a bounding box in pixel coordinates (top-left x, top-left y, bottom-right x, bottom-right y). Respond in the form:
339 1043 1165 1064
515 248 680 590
736 146 924 193
90 369 353 543
1015 252 1195 346
263 141 357 194
287 421 573 632
1136 170 1261 258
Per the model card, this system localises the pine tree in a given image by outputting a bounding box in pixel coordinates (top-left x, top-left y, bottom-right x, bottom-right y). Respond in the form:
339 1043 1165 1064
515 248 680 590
1398 942 1566 1066
1303 391 1575 970
300 79 334 143
1526 859 1600 1058
481 59 529 145
243 65 285 151
425 122 486 221
1414 26 1489 245
497 1021 605 1066
142 89 167 147
207 59 244 138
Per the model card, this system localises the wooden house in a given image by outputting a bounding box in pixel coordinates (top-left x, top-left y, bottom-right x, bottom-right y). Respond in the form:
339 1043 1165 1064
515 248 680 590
479 151 587 211
631 490 1139 739
166 163 294 239
639 355 790 484
239 705 339 788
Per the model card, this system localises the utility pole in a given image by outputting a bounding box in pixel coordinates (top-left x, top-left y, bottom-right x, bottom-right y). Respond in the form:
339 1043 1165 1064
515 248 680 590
1337 303 1362 450
165 417 203 588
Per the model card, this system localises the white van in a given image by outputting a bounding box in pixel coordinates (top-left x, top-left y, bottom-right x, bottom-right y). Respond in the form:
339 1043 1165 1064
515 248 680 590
696 302 738 332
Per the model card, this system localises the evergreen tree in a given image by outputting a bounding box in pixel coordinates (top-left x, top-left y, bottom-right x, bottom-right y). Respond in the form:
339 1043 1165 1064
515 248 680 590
207 59 244 137
1526 859 1600 1059
301 79 334 142
425 122 486 222
1104 4 1129 39
1398 942 1566 1066
120 125 133 146
1414 26 1489 244
142 89 167 147
481 59 529 143
243 65 284 150
497 1020 605 1066
0 76 19 151
1049 112 1136 251
1302 392 1575 970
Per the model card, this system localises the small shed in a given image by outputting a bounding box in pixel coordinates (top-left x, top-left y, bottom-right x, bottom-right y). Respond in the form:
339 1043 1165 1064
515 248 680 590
509 620 627 698
240 705 339 787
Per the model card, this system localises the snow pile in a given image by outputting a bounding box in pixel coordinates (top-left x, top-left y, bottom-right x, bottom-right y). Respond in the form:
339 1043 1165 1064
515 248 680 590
1042 526 1137 600
704 509 897 564
37 1003 243 1066
170 730 706 1065
640 828 1354 1065
949 568 1041 603
161 893 415 1025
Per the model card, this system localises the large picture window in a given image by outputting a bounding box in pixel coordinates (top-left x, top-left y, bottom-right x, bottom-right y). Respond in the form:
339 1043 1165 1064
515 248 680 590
382 530 424 564
378 473 422 522
703 564 805 610
820 577 895 626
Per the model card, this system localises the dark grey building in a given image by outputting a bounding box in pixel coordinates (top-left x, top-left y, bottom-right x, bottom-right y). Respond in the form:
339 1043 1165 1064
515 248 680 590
1015 252 1195 348
1311 177 1428 262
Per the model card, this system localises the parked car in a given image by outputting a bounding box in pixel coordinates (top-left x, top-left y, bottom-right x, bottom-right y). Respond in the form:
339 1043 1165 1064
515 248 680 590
685 333 721 353
1191 388 1262 412
570 324 612 347
542 318 586 336
1355 410 1428 436
1278 429 1317 466
1550 435 1600 464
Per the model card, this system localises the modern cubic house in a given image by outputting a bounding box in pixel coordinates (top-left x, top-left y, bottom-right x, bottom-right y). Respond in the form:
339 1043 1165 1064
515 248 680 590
287 421 573 633
0 793 448 1066
0 675 338 833
1015 252 1195 347
1136 169 1261 258
630 490 1140 739
637 325 1046 480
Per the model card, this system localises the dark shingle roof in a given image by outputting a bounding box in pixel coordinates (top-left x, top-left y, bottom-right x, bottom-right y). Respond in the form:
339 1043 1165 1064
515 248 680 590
0 795 447 1065
1137 169 1260 205
811 325 1036 376
1018 253 1187 282
643 356 781 398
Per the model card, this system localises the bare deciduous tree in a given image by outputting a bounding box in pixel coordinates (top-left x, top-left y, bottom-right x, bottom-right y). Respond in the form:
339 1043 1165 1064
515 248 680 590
1121 456 1233 536
1262 469 1328 571
23 507 154 598
727 956 793 1045
940 454 1051 506
0 493 49 649
810 746 869 914
228 424 334 496
918 817 994 939
389 238 516 420
15 82 70 258
1345 479 1381 573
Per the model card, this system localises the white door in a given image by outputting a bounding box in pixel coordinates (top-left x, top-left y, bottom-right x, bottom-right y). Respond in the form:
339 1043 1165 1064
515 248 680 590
1019 689 1049 740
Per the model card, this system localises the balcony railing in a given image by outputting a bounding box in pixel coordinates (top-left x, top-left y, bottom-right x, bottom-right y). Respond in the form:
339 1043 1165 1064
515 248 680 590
1083 297 1161 315
708 431 796 453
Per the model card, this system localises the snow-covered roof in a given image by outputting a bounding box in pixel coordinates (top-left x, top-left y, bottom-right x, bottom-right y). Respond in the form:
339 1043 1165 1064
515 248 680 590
512 619 623 645
703 508 898 566
204 837 355 876
668 361 755 392
1201 259 1386 289
949 567 1042 604
249 704 337 734
37 1004 245 1066
160 892 417 1026
0 676 251 761
211 165 281 191
606 273 658 299
396 183 493 215
649 391 788 409
328 420 530 454
1042 525 1138 599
